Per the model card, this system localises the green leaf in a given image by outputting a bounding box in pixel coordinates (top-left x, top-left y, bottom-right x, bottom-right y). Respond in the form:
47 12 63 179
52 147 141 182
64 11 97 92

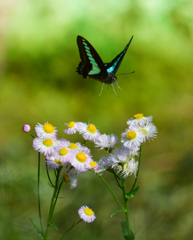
121 221 129 240
121 221 135 240
29 219 44 239
126 186 140 199
49 222 58 231
111 209 125 217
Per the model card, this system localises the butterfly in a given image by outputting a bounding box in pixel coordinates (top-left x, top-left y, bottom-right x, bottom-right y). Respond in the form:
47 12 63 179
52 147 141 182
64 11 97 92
76 35 134 94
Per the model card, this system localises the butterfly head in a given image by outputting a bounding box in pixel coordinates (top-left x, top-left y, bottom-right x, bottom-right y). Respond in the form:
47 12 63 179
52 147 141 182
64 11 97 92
105 73 117 84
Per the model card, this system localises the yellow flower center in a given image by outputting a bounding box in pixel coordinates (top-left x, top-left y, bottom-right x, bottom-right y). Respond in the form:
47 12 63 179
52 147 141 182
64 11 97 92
43 138 53 147
87 124 97 134
126 130 137 140
134 113 143 119
59 148 68 155
54 159 61 164
85 208 93 216
67 122 75 128
62 173 70 183
90 161 97 168
43 123 55 133
140 129 148 135
76 152 87 162
68 143 78 150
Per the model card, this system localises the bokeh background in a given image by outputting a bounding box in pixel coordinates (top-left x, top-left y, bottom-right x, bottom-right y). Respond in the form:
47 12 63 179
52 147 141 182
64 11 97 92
0 0 193 239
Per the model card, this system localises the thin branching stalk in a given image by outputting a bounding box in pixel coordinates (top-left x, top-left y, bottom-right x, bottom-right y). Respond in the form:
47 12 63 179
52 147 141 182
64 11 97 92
122 178 132 239
59 219 82 240
128 145 142 195
38 152 43 233
96 172 125 212
44 168 62 240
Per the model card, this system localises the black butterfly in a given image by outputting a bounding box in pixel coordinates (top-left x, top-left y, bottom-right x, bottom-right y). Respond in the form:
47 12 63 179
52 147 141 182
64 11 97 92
76 35 134 88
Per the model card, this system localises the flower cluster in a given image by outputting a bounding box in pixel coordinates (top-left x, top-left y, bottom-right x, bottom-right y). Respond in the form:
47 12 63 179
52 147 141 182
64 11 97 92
31 114 157 187
98 113 157 178
32 122 99 189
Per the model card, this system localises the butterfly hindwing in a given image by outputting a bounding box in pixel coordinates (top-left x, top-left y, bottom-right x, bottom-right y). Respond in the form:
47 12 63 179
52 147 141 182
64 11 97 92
76 36 108 79
104 35 133 75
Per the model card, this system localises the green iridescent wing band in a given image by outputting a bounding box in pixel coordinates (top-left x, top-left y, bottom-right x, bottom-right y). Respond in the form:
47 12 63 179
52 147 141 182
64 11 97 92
105 35 133 74
76 35 108 79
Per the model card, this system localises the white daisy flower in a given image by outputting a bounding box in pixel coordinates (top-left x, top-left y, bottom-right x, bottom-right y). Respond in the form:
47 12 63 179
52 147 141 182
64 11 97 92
139 123 157 142
116 146 139 163
95 134 118 149
67 142 91 154
33 137 58 155
78 206 96 223
35 122 57 139
46 156 63 169
121 158 138 178
98 156 113 170
22 124 31 132
127 113 153 127
61 168 78 189
78 123 100 143
69 151 92 172
53 141 74 163
64 121 82 135
88 160 99 171
121 127 145 148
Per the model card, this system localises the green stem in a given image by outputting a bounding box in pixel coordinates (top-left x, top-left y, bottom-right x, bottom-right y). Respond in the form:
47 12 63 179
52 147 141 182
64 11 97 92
59 219 82 240
37 152 44 233
28 132 35 138
122 178 132 239
44 168 62 240
45 161 55 188
50 181 64 218
96 172 125 211
128 145 142 195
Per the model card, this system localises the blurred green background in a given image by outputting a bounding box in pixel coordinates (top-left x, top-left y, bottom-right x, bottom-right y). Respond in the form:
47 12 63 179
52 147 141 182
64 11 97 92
0 0 193 239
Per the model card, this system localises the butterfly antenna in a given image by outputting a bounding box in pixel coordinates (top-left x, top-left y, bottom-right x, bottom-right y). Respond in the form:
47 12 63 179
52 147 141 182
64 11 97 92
108 84 110 92
112 82 118 96
116 71 135 76
99 83 104 96
116 81 124 92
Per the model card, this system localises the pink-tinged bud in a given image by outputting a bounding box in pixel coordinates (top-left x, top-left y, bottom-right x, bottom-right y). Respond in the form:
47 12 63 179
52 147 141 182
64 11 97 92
22 124 31 132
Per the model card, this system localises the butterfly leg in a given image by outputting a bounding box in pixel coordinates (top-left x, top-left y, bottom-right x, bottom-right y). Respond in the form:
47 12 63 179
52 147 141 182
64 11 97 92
99 83 105 96
112 82 118 96
116 81 124 92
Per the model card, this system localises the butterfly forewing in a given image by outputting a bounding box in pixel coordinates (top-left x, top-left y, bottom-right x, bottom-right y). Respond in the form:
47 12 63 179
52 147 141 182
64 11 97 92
76 36 108 79
105 35 133 75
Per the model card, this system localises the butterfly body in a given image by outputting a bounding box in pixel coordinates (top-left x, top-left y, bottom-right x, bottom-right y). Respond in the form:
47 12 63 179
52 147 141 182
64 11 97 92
76 35 133 85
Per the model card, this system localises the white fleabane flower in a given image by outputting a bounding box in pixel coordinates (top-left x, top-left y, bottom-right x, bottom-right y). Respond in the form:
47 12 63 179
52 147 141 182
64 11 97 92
121 127 145 148
35 123 57 139
69 151 92 172
33 137 58 155
88 160 99 171
53 140 74 163
106 147 137 173
61 168 77 189
78 123 100 143
95 134 118 149
78 206 96 223
64 122 82 135
116 146 139 162
67 142 91 154
121 158 138 178
46 156 63 169
127 113 153 127
139 123 157 142
98 156 112 171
